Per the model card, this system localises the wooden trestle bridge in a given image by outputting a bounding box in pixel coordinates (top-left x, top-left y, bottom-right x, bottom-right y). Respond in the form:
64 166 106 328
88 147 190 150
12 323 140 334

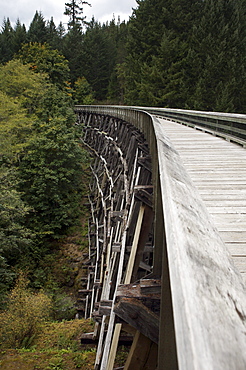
74 106 246 370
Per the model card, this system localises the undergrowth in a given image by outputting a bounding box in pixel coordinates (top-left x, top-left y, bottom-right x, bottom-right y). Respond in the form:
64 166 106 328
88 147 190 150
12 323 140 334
0 319 95 370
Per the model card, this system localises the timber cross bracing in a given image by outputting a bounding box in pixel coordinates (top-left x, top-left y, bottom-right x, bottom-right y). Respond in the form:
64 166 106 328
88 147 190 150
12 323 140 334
75 106 246 370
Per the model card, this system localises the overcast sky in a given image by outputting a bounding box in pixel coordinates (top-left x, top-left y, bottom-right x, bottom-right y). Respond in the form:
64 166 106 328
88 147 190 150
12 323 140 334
1 0 137 29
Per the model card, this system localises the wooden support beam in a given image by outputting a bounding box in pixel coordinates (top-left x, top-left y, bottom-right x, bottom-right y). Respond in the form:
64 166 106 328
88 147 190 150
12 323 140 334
131 205 154 282
114 297 159 344
115 281 161 315
125 205 145 283
79 111 157 370
98 300 113 316
105 206 146 370
126 245 153 253
124 331 158 370
140 279 161 295
138 156 152 172
134 188 153 207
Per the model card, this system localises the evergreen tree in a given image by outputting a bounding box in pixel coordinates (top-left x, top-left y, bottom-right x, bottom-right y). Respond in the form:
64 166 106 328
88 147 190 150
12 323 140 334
74 76 95 104
56 22 66 51
64 0 91 29
107 20 128 103
28 11 48 43
189 0 246 112
123 0 173 105
79 19 116 100
46 17 60 49
0 18 15 63
62 24 83 83
13 19 27 54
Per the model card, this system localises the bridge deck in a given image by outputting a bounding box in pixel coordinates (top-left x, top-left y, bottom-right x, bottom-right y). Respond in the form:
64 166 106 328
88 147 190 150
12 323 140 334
159 118 246 282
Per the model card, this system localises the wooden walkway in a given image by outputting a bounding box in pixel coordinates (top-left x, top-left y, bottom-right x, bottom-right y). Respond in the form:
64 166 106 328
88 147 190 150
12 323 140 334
75 106 246 370
159 118 246 283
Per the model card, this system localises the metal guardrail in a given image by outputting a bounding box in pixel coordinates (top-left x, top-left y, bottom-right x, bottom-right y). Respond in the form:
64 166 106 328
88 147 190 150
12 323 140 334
75 105 246 370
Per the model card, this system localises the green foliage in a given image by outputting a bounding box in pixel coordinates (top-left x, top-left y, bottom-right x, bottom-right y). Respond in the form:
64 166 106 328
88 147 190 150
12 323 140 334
17 43 70 90
122 0 246 112
0 18 15 63
18 116 85 236
74 76 95 104
79 19 117 100
0 59 47 114
47 356 64 370
0 52 87 305
0 92 31 157
0 167 33 264
1 3 246 110
0 56 85 241
0 273 52 349
28 11 49 43
51 292 77 321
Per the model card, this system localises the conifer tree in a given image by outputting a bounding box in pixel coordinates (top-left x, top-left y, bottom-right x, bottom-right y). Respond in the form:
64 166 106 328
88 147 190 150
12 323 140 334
0 18 15 63
79 19 116 100
28 11 48 43
64 0 91 29
62 23 83 83
13 19 27 54
46 17 60 49
190 0 246 112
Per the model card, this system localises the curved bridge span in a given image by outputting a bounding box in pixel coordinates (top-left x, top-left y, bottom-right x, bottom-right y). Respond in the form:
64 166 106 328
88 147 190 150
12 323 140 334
75 106 246 370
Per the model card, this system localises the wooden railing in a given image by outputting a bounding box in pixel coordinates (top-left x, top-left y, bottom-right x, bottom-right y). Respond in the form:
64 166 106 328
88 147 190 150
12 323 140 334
76 105 246 147
75 105 246 370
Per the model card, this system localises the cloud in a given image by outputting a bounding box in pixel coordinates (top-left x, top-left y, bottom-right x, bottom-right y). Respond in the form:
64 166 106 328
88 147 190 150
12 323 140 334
0 0 137 28
87 0 137 23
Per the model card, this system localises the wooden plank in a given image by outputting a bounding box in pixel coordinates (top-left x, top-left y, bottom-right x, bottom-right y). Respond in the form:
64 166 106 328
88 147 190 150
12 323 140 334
206 206 246 213
204 200 246 206
232 256 246 273
115 282 161 314
114 297 159 344
140 279 161 295
131 205 154 282
102 229 128 370
218 231 246 242
106 323 122 370
124 205 145 284
225 243 246 255
106 206 146 370
124 331 158 370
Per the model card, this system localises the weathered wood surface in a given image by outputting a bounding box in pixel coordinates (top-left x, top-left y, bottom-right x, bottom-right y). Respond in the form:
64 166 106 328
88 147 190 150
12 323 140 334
114 281 161 344
123 331 158 370
76 112 154 369
154 116 246 370
160 118 246 283
76 106 246 370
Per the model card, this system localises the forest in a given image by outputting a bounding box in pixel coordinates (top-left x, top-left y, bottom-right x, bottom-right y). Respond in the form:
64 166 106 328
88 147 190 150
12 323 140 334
0 0 245 367
1 0 246 111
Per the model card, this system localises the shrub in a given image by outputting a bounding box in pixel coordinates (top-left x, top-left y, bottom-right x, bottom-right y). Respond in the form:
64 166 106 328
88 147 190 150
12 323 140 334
0 272 52 349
